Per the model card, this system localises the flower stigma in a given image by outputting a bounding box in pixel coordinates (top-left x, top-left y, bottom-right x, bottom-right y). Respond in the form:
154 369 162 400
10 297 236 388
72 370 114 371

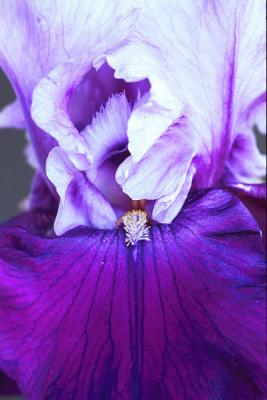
117 207 151 247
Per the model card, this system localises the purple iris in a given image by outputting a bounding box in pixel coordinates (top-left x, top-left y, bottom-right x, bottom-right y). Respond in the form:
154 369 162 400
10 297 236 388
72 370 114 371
0 1 266 399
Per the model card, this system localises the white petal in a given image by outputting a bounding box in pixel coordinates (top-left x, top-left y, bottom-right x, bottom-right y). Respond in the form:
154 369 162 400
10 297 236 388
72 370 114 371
81 93 130 167
116 119 196 222
108 0 266 185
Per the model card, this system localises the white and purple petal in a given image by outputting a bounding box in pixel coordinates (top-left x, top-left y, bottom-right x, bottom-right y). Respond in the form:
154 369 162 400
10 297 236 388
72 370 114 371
108 0 266 211
116 119 196 223
0 0 138 171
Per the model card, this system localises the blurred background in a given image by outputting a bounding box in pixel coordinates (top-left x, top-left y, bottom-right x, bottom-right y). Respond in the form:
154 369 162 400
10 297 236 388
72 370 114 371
0 69 33 224
0 70 31 400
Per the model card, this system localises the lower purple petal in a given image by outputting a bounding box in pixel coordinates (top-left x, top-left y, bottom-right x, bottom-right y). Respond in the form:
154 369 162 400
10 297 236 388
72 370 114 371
226 183 266 242
0 189 265 399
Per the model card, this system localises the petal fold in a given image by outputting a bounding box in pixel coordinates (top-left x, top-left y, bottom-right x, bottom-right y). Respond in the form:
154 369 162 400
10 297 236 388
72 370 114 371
0 0 138 171
116 119 196 223
108 0 266 185
47 147 117 235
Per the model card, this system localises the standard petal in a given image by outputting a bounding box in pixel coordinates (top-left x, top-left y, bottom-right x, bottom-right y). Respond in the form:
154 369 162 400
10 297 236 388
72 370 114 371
108 0 266 184
45 94 133 234
116 119 196 223
225 132 266 183
54 172 117 234
46 147 117 235
0 1 138 170
80 93 130 167
152 163 196 223
0 189 265 399
30 3 138 161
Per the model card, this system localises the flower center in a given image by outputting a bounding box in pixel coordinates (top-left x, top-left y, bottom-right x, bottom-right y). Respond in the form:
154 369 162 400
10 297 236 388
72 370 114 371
117 208 150 246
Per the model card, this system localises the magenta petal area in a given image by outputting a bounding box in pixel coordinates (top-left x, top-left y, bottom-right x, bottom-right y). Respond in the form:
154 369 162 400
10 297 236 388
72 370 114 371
0 190 265 400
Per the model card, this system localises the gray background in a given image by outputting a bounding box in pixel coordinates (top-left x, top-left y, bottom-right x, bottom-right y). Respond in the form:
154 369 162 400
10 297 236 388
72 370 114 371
0 69 30 397
0 70 27 398
0 69 33 223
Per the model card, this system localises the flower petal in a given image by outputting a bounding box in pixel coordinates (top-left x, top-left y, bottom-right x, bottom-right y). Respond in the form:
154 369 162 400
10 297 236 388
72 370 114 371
0 189 265 399
224 132 266 183
30 4 138 162
116 119 196 223
80 93 130 168
47 147 117 235
226 183 266 242
108 0 266 185
46 94 133 233
0 1 138 170
56 172 117 234
0 100 25 130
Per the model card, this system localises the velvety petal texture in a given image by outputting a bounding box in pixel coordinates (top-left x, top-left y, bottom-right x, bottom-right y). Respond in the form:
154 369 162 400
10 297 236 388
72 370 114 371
0 189 265 399
109 0 266 215
227 183 267 241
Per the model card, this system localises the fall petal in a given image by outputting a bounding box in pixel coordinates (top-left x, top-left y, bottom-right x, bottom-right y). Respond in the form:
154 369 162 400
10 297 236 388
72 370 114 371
227 183 266 241
0 189 265 399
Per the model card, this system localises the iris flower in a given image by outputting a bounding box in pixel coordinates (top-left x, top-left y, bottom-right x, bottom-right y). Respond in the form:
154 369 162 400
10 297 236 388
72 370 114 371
0 1 266 399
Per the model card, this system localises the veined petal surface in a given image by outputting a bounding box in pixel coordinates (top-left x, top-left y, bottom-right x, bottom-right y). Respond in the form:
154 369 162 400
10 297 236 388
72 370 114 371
0 0 138 169
0 189 265 399
108 0 266 186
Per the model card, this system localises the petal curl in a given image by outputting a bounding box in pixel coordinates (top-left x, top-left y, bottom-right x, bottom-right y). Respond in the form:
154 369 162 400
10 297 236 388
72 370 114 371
0 1 138 170
108 0 266 185
116 119 196 223
225 132 266 183
0 189 265 399
47 147 117 235
30 4 138 162
80 93 130 168
227 183 266 242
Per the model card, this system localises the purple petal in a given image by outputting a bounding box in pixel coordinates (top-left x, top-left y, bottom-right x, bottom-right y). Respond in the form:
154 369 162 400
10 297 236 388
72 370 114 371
0 100 25 130
0 189 265 399
0 372 19 395
29 172 58 215
226 183 266 242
